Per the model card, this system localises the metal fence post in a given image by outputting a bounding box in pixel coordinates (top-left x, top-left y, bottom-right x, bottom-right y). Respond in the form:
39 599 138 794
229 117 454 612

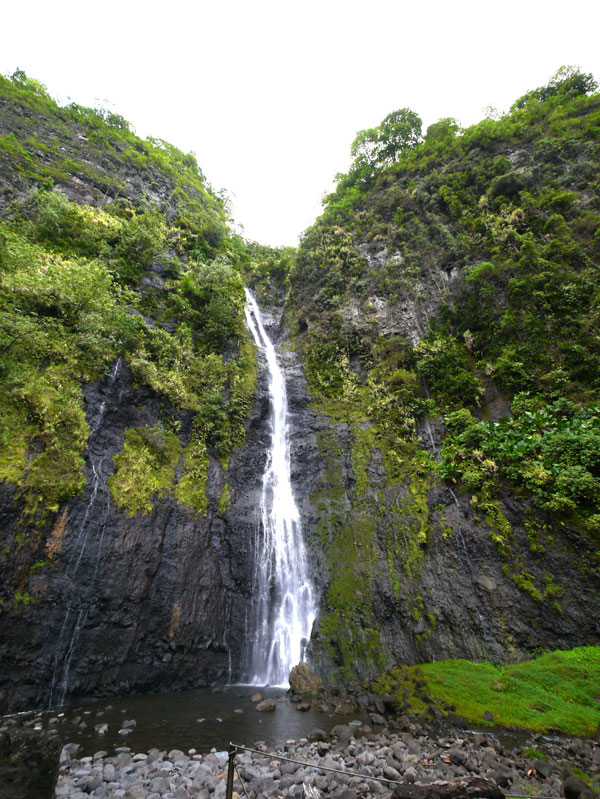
226 744 237 799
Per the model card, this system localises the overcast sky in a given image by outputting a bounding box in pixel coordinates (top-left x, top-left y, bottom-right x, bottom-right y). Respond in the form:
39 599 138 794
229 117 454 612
2 0 599 246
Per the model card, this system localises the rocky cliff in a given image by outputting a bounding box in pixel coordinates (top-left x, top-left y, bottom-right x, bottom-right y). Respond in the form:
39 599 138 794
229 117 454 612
282 68 600 681
0 72 270 712
1 68 600 713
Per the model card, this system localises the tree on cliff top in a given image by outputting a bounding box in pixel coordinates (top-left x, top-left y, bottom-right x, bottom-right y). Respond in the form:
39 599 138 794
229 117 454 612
350 107 423 175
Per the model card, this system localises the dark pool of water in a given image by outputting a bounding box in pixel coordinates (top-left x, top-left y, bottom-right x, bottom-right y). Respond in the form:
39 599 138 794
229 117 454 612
32 686 370 757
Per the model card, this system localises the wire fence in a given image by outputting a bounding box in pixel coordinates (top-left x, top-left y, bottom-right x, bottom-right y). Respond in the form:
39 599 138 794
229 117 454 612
224 741 556 799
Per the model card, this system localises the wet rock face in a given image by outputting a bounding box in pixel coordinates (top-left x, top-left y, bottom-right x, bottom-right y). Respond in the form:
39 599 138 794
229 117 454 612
0 357 270 714
278 315 600 682
0 728 61 799
2 285 600 713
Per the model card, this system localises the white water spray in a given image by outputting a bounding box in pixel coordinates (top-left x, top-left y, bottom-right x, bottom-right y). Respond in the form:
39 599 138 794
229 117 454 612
244 290 317 686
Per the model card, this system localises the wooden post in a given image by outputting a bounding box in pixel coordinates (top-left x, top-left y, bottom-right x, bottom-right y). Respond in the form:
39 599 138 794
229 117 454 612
226 744 236 799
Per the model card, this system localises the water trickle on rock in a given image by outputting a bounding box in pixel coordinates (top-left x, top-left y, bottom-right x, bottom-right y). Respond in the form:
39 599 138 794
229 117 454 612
244 290 316 687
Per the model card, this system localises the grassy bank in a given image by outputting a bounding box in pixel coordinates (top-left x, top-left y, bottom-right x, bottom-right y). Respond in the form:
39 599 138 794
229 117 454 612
373 647 600 737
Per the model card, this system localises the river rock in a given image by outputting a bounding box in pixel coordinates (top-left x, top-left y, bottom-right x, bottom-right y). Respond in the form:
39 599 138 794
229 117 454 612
53 723 600 799
256 698 276 712
534 758 551 778
392 777 504 799
563 775 593 799
289 662 323 696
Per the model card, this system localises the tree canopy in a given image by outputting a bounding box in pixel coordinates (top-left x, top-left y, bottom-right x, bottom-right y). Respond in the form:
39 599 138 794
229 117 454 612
350 107 423 174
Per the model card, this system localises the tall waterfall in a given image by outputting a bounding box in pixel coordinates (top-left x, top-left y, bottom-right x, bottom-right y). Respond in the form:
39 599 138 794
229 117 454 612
244 290 316 686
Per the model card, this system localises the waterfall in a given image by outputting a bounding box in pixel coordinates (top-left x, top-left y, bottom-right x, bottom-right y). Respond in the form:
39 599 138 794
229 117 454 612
244 290 317 686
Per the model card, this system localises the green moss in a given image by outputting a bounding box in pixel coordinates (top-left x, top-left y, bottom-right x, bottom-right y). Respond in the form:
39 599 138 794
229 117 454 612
350 423 377 497
522 747 547 761
218 482 231 515
109 424 181 516
311 426 386 674
174 436 209 515
373 646 600 736
543 573 562 600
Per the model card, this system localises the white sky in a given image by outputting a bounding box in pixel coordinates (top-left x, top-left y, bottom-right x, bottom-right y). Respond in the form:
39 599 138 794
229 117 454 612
2 0 599 246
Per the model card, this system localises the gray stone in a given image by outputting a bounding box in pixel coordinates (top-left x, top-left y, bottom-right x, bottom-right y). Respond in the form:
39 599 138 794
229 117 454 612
563 775 592 799
255 699 276 712
534 759 551 779
383 764 402 781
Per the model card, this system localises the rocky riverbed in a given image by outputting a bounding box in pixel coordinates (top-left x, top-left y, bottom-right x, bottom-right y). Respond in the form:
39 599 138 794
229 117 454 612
55 719 600 799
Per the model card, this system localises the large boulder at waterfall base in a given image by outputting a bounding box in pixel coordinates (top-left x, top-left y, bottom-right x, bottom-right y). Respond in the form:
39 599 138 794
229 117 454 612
289 662 322 696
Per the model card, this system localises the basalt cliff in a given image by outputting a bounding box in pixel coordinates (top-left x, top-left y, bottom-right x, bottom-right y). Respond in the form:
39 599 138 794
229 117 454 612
1 68 600 713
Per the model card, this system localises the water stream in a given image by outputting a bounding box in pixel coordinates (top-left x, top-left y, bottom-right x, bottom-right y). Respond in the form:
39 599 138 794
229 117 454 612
244 291 317 686
48 358 124 707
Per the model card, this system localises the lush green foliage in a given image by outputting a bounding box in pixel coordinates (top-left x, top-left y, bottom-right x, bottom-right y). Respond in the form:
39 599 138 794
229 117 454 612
289 67 600 674
0 222 135 516
0 71 260 525
440 398 600 528
373 646 600 736
289 65 600 531
351 108 423 174
108 425 181 515
0 71 228 259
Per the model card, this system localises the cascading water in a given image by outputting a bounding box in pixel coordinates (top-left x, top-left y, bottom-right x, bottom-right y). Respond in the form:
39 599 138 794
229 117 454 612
48 357 123 706
244 290 317 686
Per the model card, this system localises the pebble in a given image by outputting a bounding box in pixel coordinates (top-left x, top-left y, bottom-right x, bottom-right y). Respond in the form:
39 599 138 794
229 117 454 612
55 725 599 799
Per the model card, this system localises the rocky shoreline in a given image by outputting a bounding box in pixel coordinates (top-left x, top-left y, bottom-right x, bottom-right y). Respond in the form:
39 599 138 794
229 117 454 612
54 719 600 799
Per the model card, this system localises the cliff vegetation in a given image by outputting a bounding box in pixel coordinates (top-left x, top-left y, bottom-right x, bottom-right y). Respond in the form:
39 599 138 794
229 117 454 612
286 66 600 678
1 65 600 709
0 70 272 608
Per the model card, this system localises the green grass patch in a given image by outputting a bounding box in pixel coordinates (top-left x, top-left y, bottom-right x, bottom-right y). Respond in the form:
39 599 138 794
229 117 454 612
374 646 600 736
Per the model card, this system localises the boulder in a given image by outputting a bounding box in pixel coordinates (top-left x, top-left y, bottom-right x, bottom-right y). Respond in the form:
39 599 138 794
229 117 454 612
289 662 322 696
563 775 593 799
0 728 61 799
534 759 551 779
255 699 276 712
